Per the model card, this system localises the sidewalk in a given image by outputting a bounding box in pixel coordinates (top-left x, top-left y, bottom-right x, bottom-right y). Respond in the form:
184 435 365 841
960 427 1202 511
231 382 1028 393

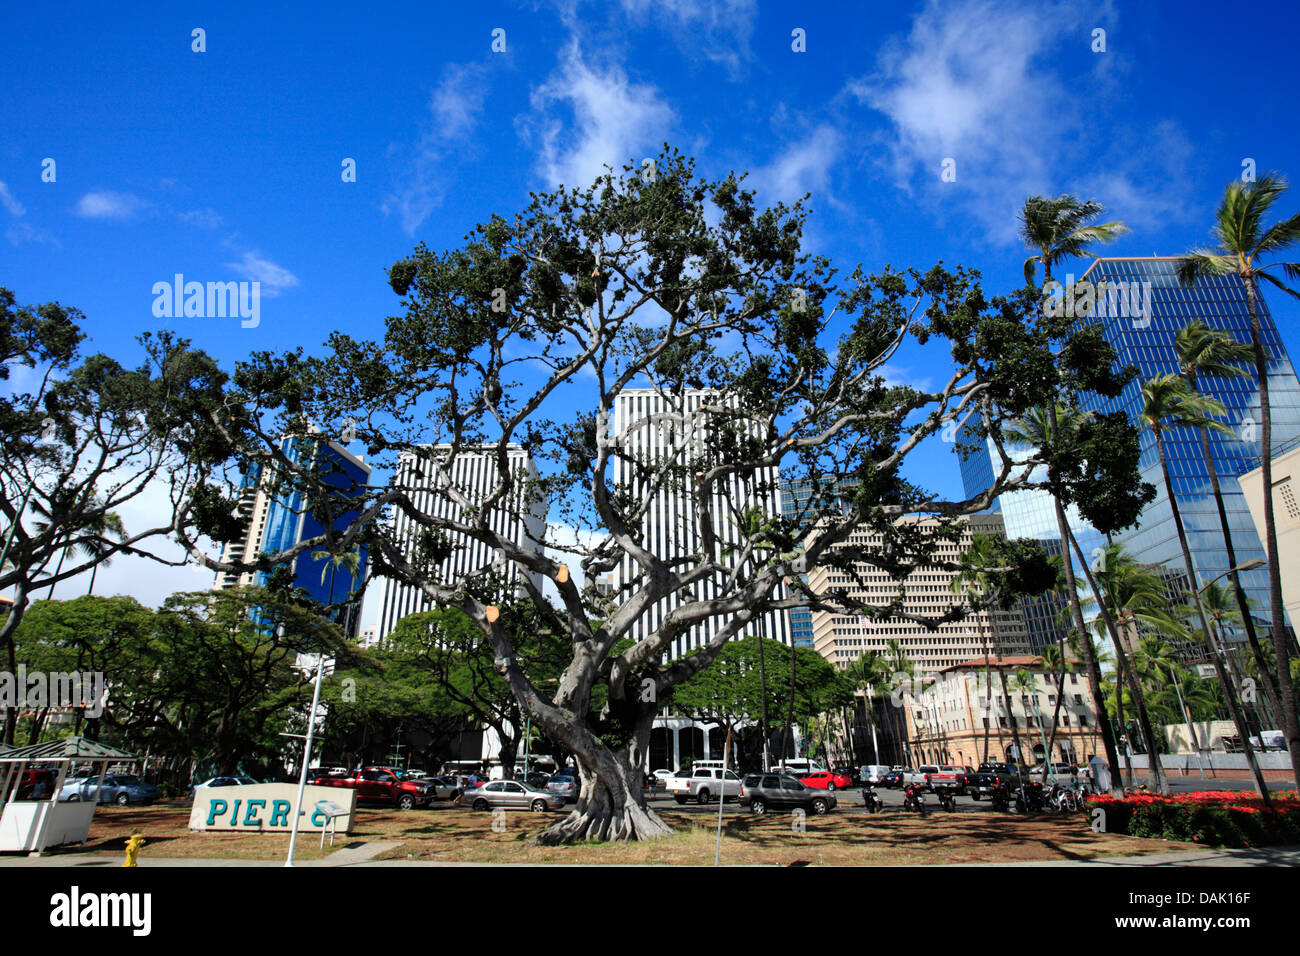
5 843 1299 867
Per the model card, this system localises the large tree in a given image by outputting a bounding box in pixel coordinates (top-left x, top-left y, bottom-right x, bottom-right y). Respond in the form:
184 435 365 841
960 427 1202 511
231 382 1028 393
0 289 230 742
182 151 1144 842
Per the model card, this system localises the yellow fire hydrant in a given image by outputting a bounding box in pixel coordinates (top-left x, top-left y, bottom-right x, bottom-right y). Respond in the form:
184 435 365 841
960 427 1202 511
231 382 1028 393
123 834 145 867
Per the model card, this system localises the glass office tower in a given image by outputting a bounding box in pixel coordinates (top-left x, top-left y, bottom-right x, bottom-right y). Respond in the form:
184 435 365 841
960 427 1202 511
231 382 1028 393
955 420 1105 651
1073 257 1300 631
256 434 371 637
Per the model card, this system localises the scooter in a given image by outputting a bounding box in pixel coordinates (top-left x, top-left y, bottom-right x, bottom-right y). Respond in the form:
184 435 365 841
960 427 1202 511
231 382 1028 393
861 785 883 814
936 788 956 812
902 782 927 816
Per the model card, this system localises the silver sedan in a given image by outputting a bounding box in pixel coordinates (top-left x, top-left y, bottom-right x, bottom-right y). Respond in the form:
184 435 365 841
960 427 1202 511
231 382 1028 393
460 780 566 812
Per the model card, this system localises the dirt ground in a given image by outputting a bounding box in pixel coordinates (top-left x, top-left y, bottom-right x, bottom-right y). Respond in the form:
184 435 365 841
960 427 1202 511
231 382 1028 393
57 801 1195 865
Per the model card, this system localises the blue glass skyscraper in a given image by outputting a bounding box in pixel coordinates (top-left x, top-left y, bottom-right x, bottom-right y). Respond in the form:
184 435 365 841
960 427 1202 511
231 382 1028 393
1072 256 1300 631
254 434 371 637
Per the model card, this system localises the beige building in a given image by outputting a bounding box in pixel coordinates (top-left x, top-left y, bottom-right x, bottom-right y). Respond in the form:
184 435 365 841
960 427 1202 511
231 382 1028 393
897 656 1102 768
1238 444 1300 628
809 513 1031 674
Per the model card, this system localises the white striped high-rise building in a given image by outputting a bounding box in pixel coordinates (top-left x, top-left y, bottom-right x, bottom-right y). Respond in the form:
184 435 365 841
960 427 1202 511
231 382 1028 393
612 388 791 659
375 444 546 642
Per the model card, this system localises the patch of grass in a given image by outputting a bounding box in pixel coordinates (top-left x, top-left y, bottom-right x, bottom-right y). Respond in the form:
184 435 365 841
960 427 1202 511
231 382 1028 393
55 801 1198 865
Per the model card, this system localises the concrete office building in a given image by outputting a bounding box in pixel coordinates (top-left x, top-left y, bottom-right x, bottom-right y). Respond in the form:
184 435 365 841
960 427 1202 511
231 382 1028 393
375 444 546 643
809 512 1032 674
1238 439 1300 632
611 388 790 659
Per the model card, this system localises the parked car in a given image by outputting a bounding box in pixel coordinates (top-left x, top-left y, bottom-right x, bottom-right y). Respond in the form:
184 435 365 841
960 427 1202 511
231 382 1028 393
927 765 972 792
1028 762 1078 779
739 774 836 815
799 770 854 791
859 765 892 785
547 773 579 803
193 775 259 788
830 765 861 785
669 766 743 804
650 768 676 789
881 769 907 789
309 766 434 810
461 780 566 812
905 765 939 788
421 776 462 800
16 769 58 800
512 771 551 789
61 774 161 806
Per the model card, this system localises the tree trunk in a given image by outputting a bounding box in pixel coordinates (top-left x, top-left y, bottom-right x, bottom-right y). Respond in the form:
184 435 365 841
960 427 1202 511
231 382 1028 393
534 743 672 844
1113 654 1135 787
1244 276 1300 790
1155 426 1271 801
1065 525 1169 794
1041 656 1067 784
1047 478 1123 795
1187 382 1282 714
0 583 29 745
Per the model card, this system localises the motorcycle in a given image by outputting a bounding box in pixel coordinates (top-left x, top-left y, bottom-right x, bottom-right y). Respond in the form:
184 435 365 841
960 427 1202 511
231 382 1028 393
902 782 927 816
861 786 883 814
936 788 957 812
989 781 1010 812
1014 781 1045 814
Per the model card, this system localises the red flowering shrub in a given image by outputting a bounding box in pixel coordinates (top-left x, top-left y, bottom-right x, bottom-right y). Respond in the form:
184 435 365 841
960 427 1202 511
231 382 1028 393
1086 791 1300 848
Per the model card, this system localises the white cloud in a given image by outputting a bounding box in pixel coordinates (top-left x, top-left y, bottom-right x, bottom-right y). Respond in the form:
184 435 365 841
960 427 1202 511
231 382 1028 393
0 181 25 217
384 61 494 235
617 0 757 76
847 0 1082 240
74 190 151 220
750 125 844 206
225 250 300 296
524 39 676 190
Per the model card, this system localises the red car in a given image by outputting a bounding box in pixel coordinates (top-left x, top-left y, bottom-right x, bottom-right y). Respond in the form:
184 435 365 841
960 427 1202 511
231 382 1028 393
800 771 853 791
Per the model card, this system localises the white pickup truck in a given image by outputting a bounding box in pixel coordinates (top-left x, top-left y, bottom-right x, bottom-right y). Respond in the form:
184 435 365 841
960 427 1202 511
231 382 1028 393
669 765 743 804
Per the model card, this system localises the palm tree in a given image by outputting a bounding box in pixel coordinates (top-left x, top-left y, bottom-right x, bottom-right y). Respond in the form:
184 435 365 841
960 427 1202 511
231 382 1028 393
1018 195 1130 792
1038 643 1076 779
311 548 363 637
1178 173 1300 787
1006 404 1130 792
1012 667 1051 774
1075 543 1184 786
32 498 127 598
1175 320 1283 714
1140 374 1271 800
1193 581 1271 732
951 534 1022 767
1020 196 1130 285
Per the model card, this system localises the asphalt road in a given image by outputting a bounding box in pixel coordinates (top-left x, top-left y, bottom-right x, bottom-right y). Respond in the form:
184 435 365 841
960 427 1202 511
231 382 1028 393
643 775 1294 816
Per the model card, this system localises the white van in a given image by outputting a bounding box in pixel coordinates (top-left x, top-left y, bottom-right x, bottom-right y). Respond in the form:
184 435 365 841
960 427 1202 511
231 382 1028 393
859 765 891 785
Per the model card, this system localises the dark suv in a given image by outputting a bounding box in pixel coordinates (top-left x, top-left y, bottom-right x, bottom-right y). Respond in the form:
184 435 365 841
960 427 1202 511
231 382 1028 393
739 774 837 815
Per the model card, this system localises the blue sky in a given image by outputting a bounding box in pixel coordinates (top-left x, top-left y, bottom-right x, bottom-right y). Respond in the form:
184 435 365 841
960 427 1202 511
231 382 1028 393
4 0 1298 615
